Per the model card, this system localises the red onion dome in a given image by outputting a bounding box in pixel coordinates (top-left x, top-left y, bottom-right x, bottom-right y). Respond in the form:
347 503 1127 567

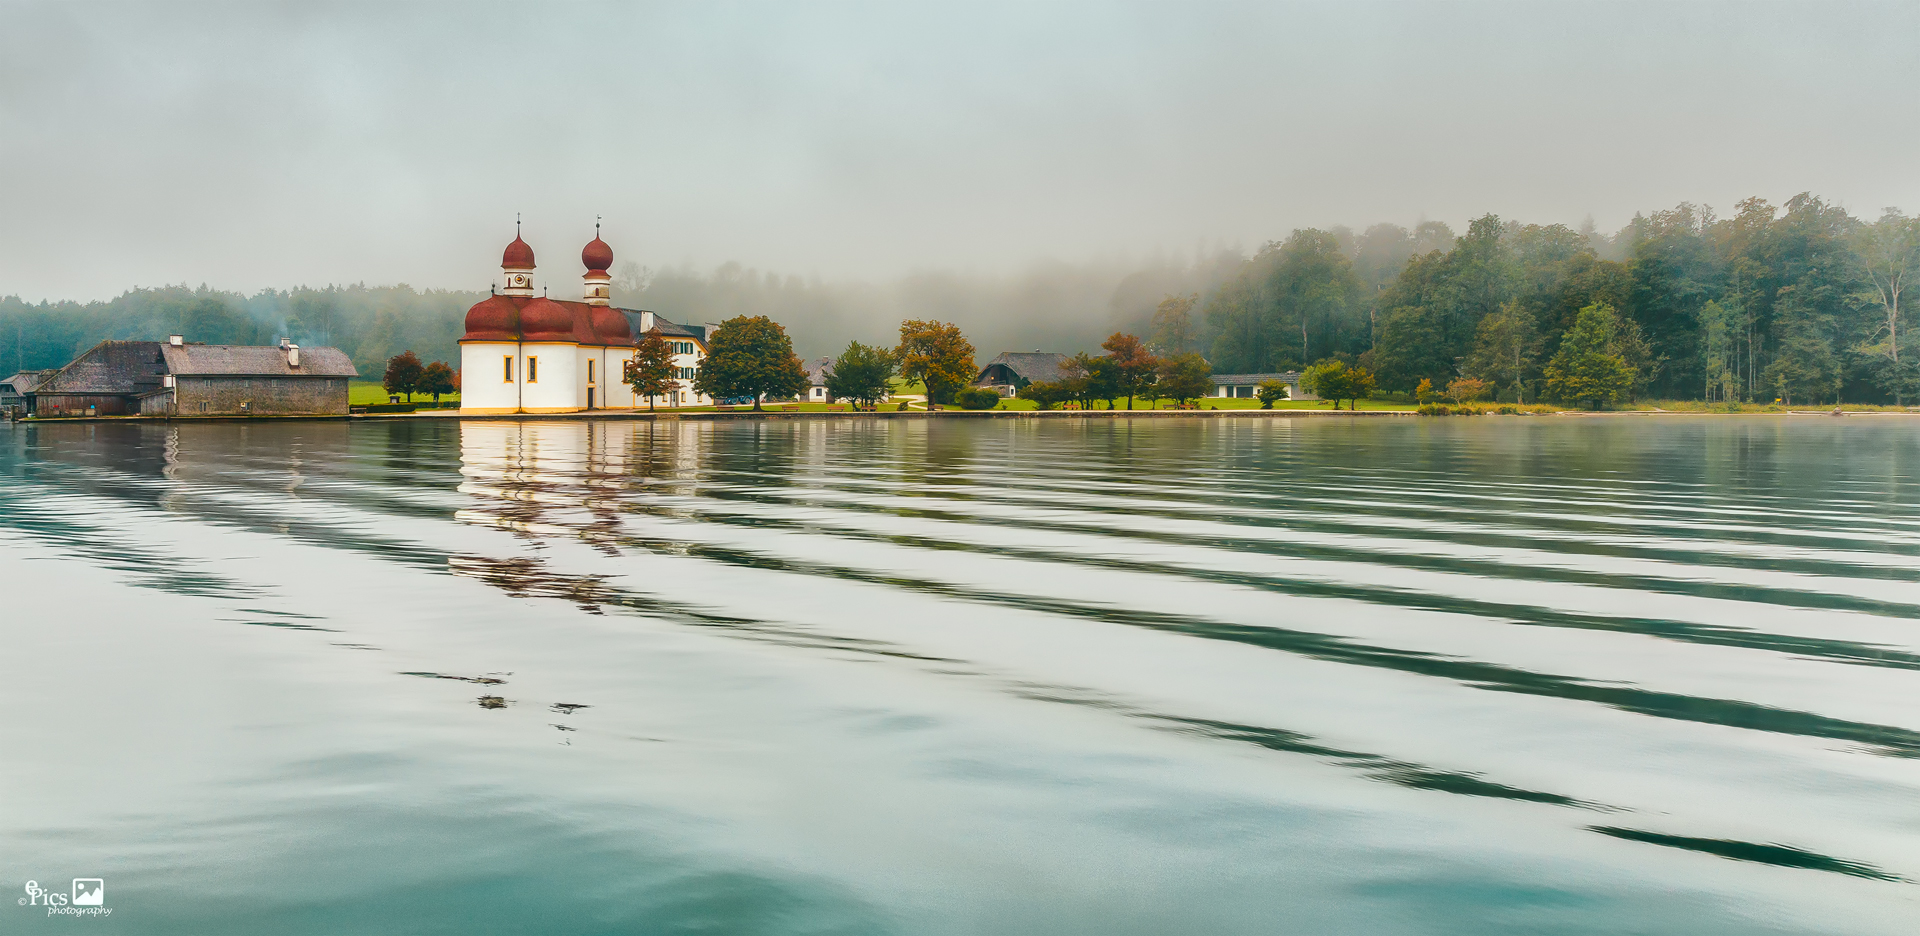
582 236 613 272
502 235 536 270
591 306 632 344
518 297 576 342
462 295 522 342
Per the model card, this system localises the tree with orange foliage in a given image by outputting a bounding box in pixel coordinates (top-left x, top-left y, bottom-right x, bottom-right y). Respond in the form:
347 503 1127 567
1101 332 1159 409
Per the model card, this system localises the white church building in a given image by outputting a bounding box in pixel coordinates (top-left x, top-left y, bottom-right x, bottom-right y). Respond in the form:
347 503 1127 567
459 227 715 414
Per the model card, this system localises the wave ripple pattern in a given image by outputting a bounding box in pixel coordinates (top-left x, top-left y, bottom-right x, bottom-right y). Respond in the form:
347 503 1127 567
2 416 1917 935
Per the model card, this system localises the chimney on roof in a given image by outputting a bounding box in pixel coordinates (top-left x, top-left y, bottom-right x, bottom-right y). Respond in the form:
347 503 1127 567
284 342 301 368
168 335 184 346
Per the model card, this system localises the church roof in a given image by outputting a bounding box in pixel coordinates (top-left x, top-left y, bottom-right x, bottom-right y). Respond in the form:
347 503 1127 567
502 235 535 269
461 295 632 346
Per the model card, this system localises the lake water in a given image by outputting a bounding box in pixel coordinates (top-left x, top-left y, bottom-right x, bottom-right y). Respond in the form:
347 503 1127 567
3 415 1919 934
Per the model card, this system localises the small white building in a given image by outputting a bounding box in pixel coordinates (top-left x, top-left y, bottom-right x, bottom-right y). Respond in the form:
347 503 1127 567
1210 372 1309 400
802 356 833 403
459 228 715 414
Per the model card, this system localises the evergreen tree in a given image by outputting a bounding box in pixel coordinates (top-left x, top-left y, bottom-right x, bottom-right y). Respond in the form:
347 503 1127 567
1544 304 1634 409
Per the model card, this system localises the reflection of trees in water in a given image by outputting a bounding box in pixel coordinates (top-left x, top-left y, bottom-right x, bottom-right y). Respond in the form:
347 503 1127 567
19 420 359 509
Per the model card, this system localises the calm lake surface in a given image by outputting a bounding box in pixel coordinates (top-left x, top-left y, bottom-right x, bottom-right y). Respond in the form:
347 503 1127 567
3 415 1919 934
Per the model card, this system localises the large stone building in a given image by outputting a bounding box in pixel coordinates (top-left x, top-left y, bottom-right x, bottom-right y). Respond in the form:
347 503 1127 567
27 337 357 417
459 227 715 414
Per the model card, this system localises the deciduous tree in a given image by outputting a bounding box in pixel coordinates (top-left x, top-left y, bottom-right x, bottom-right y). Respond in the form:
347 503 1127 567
1156 352 1213 407
693 316 807 411
1697 300 1740 403
1101 332 1158 409
1254 380 1288 409
895 320 975 407
1301 360 1377 410
419 360 456 404
1204 229 1367 373
1148 294 1198 356
383 350 424 401
624 328 676 410
1464 301 1538 402
826 340 896 408
1016 380 1068 410
1443 377 1489 404
1854 209 1919 404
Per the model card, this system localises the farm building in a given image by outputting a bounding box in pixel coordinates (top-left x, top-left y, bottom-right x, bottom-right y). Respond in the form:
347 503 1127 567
973 352 1070 396
27 337 357 417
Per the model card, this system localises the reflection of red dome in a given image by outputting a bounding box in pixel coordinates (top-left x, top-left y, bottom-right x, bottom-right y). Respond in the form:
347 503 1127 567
518 297 574 342
590 306 631 344
463 295 521 342
582 236 613 272
502 235 536 269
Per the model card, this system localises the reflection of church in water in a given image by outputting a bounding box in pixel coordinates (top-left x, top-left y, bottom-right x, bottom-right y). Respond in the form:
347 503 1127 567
459 227 717 414
454 420 709 545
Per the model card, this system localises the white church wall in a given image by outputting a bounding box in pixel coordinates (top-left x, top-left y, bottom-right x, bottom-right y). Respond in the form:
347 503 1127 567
459 342 523 413
518 343 580 412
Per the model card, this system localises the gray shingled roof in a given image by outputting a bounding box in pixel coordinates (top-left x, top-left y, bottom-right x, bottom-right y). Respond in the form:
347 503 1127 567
161 344 357 377
35 341 168 395
616 309 708 342
803 356 834 386
976 352 1070 385
1 370 57 394
1210 372 1300 386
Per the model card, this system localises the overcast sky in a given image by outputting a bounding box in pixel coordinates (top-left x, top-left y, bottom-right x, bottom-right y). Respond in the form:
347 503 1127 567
2 1 1915 303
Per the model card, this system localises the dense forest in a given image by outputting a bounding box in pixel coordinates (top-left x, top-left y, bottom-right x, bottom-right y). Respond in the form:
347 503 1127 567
5 192 1912 404
0 283 484 378
1189 194 1916 405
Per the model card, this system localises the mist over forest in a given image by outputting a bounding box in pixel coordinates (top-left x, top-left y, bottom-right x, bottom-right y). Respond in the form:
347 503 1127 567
6 191 1914 405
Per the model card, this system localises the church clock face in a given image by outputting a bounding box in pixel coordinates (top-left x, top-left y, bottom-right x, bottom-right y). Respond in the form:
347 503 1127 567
510 273 530 288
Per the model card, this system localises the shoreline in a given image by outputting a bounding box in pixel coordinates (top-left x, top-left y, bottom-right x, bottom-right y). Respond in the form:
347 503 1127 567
6 407 1916 425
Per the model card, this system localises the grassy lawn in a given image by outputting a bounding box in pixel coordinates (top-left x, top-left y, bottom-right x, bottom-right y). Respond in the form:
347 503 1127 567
349 380 458 406
1617 399 1920 413
986 396 1414 412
